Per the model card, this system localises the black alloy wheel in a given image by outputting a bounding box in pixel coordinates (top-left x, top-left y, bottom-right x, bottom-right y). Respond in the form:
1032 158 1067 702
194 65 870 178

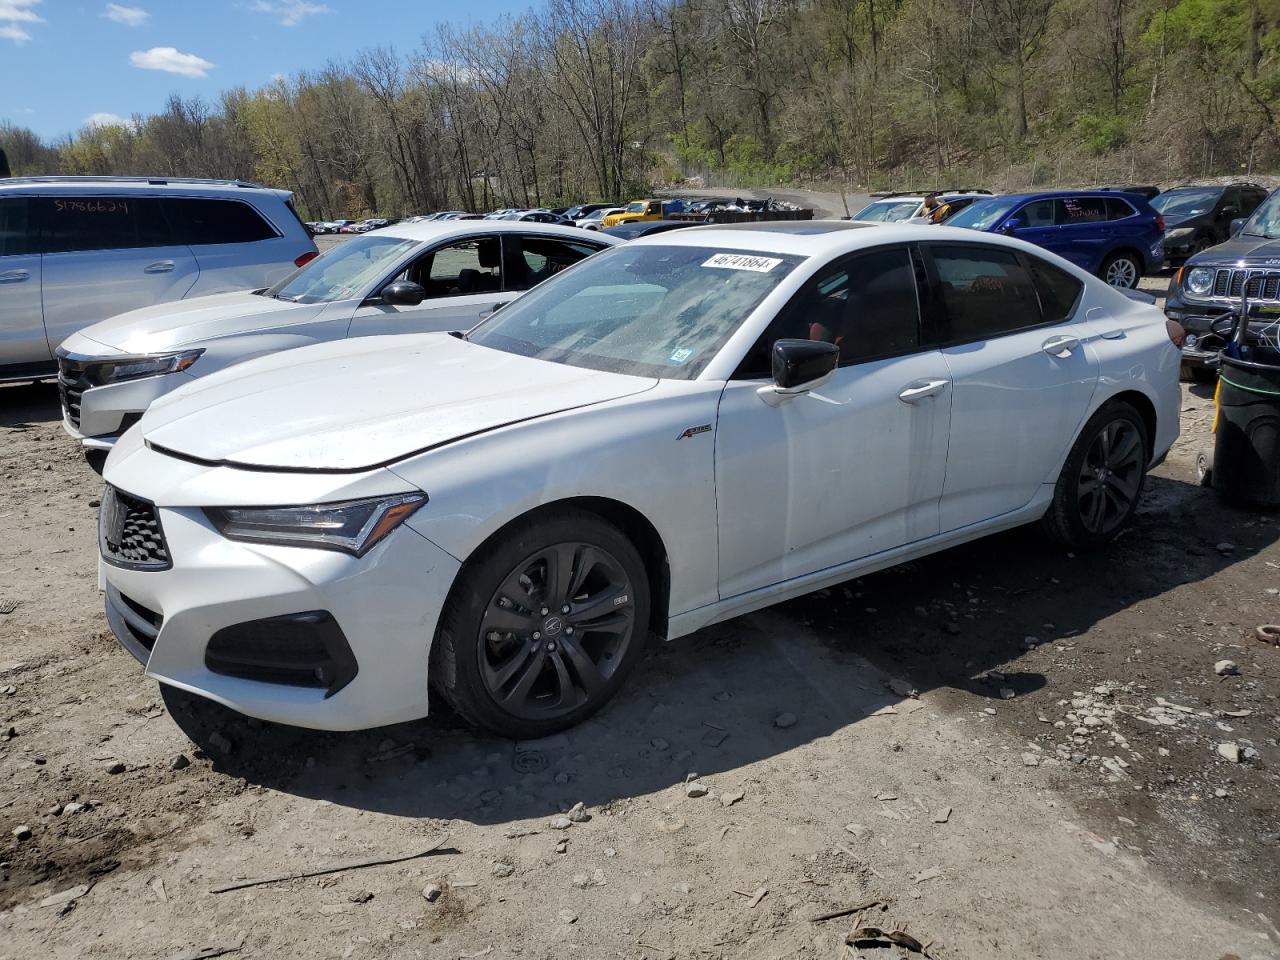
1042 400 1150 548
1075 419 1145 537
430 508 650 738
479 542 636 721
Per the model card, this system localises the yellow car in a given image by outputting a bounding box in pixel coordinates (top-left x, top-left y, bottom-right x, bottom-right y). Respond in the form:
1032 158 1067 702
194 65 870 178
602 199 666 228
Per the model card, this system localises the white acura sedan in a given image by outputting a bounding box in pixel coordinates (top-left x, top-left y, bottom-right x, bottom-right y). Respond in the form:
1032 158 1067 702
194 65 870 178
57 221 616 453
98 222 1182 738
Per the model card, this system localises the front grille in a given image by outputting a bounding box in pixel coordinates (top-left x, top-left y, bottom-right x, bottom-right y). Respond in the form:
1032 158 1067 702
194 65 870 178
57 355 91 430
100 485 171 570
1211 268 1280 303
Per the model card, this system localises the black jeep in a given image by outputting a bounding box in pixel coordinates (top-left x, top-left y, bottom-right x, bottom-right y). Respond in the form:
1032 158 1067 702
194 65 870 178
1165 186 1280 381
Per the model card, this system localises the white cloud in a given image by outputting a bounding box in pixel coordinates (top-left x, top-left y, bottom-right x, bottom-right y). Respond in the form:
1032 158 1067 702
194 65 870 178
129 46 213 78
0 0 43 44
251 0 328 27
103 3 148 26
84 112 130 128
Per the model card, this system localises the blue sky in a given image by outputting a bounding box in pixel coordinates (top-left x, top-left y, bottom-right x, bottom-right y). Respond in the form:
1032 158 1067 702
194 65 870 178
1 0 526 140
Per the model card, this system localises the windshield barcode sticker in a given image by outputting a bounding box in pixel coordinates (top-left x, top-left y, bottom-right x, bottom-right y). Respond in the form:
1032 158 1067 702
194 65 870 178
702 253 782 273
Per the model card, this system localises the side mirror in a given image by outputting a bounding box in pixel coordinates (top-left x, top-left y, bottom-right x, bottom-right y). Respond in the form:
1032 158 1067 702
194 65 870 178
769 339 839 396
1001 218 1023 235
380 280 426 306
1231 218 1246 237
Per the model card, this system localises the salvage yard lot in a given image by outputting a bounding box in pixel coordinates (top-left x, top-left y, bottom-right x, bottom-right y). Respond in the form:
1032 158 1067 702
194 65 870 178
2 371 1279 958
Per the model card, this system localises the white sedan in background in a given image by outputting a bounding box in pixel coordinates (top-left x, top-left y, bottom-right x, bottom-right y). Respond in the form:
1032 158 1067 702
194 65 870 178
98 222 1181 738
57 221 616 453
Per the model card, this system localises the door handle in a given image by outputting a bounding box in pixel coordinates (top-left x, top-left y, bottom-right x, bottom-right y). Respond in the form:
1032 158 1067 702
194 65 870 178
143 260 175 274
1100 328 1125 340
1042 335 1080 357
898 378 950 404
0 269 30 284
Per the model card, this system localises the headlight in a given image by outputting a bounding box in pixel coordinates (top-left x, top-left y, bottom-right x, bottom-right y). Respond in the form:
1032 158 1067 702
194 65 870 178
95 349 204 384
1184 267 1216 297
1164 227 1194 240
205 493 428 556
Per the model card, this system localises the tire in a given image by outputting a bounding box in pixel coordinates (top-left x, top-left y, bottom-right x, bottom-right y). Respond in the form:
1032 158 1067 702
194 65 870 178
1100 252 1141 289
1196 449 1214 487
430 508 650 739
1041 400 1150 548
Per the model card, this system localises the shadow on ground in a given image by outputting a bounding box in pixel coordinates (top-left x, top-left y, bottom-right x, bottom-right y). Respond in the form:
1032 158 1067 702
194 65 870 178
0 381 60 428
163 472 1274 825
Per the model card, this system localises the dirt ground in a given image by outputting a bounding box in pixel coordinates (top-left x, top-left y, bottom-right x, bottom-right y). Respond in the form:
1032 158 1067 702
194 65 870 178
3 279 1280 959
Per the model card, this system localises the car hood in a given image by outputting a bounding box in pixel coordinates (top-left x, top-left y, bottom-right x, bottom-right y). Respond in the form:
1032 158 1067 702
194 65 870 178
1187 234 1280 266
76 290 318 354
140 334 659 472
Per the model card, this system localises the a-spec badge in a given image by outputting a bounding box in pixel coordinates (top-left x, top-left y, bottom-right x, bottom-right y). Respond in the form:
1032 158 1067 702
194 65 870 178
678 424 712 439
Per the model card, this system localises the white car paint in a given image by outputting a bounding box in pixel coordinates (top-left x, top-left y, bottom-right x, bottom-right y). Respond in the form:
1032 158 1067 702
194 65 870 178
58 221 618 447
99 221 1181 731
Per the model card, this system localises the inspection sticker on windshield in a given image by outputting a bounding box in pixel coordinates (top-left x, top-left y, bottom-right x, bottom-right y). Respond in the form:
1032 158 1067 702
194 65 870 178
702 253 783 273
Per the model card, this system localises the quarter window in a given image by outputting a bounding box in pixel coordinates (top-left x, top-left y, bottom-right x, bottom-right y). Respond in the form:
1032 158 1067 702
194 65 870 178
1105 198 1136 220
0 198 30 257
40 196 171 253
164 198 278 245
1026 255 1083 323
929 245 1043 341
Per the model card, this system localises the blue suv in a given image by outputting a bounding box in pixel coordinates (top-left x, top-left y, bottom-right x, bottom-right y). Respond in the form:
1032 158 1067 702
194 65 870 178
944 190 1166 289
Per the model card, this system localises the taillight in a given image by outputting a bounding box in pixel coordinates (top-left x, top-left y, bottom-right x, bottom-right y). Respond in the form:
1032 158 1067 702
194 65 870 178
1156 214 1166 232
1166 319 1186 348
295 251 318 268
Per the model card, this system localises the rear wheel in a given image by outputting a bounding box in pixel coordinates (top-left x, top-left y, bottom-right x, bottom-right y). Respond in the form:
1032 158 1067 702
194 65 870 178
431 509 650 739
1041 400 1149 548
1101 252 1141 289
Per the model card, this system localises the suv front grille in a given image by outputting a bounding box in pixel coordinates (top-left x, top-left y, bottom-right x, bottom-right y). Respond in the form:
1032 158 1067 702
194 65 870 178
57 355 92 430
1211 267 1280 302
100 485 171 570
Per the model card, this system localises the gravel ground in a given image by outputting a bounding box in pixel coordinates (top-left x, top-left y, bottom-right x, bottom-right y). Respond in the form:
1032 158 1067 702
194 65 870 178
2 272 1279 959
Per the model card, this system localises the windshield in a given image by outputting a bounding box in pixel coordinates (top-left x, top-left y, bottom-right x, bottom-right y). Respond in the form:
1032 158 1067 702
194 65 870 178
851 200 921 222
1151 188 1220 219
1242 192 1280 238
624 202 646 213
467 244 803 379
264 234 417 303
945 198 1019 231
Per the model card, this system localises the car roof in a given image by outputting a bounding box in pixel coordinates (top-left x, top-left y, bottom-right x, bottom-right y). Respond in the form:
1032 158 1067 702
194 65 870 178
985 189 1149 203
0 176 288 199
366 220 620 244
626 219 1036 257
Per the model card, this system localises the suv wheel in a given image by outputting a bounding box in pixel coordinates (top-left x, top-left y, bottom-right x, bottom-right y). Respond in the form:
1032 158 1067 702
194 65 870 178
1101 253 1141 289
431 509 650 738
1041 400 1149 548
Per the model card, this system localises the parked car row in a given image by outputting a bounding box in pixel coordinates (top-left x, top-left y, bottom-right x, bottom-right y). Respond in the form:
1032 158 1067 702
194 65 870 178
0 174 1192 741
848 182 1270 293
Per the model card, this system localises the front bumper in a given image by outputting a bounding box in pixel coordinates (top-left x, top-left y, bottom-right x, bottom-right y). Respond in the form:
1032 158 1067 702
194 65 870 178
60 372 193 448
100 449 460 731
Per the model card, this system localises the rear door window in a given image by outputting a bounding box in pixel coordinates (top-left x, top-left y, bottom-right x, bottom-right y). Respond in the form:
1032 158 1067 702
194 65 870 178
164 198 279 245
927 244 1044 342
1060 196 1109 224
39 196 172 253
0 197 31 256
508 236 603 291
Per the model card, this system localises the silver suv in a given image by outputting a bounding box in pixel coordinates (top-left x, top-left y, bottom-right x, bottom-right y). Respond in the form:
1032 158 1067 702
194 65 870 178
0 176 317 381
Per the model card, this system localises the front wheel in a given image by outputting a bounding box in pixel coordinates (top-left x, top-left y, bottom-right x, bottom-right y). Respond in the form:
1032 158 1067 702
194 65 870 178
431 509 650 739
1041 400 1150 548
1101 252 1141 289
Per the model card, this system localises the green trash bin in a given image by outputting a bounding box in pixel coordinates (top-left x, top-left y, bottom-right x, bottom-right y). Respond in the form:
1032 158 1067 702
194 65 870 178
1213 352 1280 507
